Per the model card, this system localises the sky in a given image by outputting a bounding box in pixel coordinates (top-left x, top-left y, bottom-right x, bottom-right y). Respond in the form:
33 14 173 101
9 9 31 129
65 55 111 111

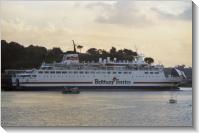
0 0 192 67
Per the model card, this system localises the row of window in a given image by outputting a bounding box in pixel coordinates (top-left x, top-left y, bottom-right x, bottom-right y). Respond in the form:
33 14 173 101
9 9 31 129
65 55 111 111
19 75 162 78
38 71 133 74
18 75 36 77
40 75 161 78
38 71 160 74
145 72 159 74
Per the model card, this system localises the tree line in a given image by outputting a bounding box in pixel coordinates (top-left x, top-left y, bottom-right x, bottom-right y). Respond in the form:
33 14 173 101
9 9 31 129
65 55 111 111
1 40 154 71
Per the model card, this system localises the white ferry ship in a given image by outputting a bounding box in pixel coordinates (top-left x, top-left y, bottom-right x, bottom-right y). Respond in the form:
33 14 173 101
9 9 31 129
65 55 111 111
10 45 186 91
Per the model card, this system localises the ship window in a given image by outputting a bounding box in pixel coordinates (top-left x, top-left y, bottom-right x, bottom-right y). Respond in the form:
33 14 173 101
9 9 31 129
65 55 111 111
45 71 49 74
107 72 111 74
113 72 116 74
118 72 122 74
21 75 31 77
145 72 148 74
32 75 36 77
85 71 89 74
51 71 55 74
74 71 78 74
38 71 43 74
91 71 95 74
150 72 153 74
79 71 84 74
129 72 132 74
56 71 61 74
62 71 67 74
96 72 100 74
155 72 159 74
124 72 128 74
69 71 72 74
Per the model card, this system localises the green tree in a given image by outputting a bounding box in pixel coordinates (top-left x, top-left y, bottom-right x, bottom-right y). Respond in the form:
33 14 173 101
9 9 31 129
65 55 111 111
2 40 153 70
45 47 63 63
77 45 83 53
1 40 48 70
144 57 154 64
87 48 98 55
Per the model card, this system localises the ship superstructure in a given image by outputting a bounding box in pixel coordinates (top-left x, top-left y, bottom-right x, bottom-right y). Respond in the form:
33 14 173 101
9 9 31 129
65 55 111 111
10 45 186 90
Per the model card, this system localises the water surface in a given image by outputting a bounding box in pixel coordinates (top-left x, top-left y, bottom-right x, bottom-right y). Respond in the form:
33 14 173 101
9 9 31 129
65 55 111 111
1 87 192 126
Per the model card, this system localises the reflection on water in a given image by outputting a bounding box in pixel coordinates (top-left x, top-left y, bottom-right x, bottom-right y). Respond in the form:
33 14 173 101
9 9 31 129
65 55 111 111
1 87 192 126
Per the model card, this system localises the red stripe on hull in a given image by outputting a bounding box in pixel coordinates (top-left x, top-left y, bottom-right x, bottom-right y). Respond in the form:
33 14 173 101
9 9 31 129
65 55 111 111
20 82 93 84
134 82 178 84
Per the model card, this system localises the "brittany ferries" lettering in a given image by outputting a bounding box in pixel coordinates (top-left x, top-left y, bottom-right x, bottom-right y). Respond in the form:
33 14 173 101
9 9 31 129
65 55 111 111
94 79 131 85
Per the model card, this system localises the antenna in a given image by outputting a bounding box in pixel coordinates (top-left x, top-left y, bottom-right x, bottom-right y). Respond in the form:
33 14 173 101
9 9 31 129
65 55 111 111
134 45 139 59
158 60 162 65
134 45 138 53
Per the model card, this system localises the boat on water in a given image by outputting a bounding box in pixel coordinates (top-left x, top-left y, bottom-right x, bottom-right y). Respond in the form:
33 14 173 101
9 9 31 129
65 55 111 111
169 99 177 104
8 42 186 91
62 87 80 94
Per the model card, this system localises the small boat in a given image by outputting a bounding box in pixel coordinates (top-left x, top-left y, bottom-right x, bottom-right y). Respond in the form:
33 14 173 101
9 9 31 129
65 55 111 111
169 99 177 103
62 87 80 94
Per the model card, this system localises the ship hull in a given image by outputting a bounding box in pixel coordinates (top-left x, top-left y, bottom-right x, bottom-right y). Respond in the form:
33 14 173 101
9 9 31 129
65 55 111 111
12 86 180 91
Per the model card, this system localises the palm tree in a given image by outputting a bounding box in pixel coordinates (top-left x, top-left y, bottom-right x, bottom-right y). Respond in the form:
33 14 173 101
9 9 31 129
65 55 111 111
77 45 83 53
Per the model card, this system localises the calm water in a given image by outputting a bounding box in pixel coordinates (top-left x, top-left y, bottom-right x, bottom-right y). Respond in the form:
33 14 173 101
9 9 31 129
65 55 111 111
1 87 192 127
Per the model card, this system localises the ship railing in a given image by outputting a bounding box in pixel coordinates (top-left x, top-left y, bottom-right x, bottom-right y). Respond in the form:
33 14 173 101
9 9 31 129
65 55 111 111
44 66 162 71
4 69 34 75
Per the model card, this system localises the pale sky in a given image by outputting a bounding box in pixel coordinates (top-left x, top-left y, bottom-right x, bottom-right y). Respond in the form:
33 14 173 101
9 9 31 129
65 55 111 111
0 0 192 67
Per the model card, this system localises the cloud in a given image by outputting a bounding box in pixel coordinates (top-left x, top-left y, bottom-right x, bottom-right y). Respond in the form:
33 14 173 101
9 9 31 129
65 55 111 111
151 4 192 21
86 1 151 27
0 1 192 66
86 1 114 9
178 5 192 20
86 0 192 27
1 17 73 49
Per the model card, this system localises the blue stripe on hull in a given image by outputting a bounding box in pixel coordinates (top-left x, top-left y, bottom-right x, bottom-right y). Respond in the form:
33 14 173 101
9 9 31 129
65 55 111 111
12 86 180 91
